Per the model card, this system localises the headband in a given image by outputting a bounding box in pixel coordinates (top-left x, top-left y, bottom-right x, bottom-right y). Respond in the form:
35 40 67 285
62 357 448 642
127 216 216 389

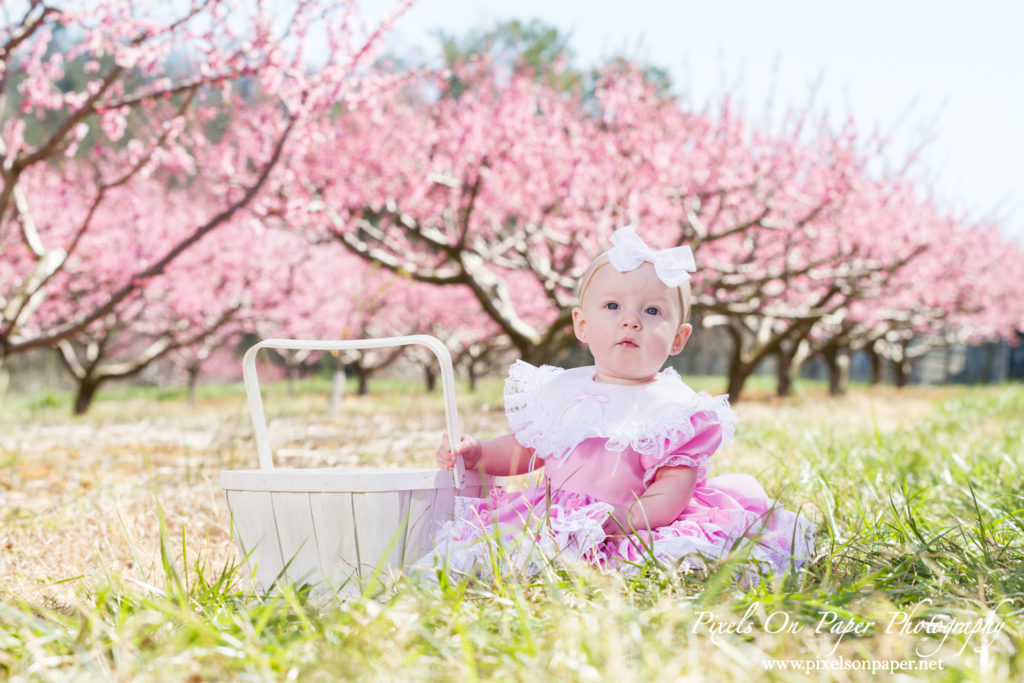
578 226 696 316
607 225 696 286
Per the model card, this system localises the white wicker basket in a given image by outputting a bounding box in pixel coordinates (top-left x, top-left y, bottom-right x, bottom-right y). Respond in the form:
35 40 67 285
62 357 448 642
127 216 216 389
219 335 496 596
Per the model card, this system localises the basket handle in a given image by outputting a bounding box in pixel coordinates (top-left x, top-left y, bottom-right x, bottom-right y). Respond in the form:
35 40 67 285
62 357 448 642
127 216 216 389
242 335 466 488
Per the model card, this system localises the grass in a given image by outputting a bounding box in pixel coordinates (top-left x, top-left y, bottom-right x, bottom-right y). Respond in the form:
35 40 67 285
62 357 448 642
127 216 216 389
0 379 1022 680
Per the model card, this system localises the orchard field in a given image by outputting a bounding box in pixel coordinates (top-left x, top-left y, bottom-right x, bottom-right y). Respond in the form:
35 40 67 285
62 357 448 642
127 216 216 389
1 377 1021 680
2 2 1024 680
3 2 1023 417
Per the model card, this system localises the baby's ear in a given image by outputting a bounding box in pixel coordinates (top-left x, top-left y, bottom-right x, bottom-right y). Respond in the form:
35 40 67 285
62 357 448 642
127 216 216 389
671 323 693 355
572 306 587 343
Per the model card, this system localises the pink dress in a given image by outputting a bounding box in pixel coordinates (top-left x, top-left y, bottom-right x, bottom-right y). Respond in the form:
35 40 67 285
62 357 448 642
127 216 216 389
418 361 816 579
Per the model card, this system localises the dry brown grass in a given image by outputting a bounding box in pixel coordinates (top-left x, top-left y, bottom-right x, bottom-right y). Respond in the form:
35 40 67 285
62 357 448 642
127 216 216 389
0 389 511 605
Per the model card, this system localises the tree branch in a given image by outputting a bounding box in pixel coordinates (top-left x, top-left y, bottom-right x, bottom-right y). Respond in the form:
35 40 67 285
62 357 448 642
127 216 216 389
7 113 298 353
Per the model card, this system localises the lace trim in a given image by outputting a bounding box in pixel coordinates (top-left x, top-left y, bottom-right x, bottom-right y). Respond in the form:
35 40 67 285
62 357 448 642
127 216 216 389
504 360 738 464
642 452 712 488
425 491 611 578
505 361 563 459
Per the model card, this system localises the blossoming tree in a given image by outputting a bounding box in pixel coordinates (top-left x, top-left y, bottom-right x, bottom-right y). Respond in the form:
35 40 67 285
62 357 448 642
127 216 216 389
313 60 843 367
0 0 405 394
308 55 1024 398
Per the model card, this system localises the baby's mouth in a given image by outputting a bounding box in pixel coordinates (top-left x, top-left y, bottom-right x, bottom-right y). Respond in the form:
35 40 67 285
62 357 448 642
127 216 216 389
617 338 638 348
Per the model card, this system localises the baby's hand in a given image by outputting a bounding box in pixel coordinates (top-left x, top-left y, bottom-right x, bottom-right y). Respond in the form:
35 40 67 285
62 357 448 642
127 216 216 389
602 504 632 538
437 433 482 470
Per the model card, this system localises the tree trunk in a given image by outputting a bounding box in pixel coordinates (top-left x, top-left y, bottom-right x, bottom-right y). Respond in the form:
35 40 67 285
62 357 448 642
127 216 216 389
0 351 8 406
468 364 478 392
893 354 910 388
867 344 884 385
424 365 436 393
74 377 103 415
726 359 756 401
823 344 849 396
725 324 753 401
356 363 369 396
776 342 795 397
328 360 346 418
286 364 298 396
187 365 200 406
894 340 911 388
894 361 910 388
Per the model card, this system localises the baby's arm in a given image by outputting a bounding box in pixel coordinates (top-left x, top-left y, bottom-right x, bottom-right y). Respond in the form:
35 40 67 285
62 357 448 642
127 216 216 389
437 433 538 477
602 465 699 537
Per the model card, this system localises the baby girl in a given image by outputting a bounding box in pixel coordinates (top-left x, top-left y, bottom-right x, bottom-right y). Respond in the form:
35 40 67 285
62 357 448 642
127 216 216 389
421 226 816 579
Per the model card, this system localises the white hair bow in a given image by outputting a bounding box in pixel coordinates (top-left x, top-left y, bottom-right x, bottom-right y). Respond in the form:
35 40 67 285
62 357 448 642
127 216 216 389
607 225 696 287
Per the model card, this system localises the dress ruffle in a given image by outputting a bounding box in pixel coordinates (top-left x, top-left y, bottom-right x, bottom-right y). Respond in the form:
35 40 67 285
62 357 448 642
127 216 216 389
604 473 816 575
504 361 739 467
415 474 816 580
415 487 612 577
642 452 710 488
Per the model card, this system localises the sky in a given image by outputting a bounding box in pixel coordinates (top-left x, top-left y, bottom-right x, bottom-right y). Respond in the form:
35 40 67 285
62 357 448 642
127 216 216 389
360 0 1024 242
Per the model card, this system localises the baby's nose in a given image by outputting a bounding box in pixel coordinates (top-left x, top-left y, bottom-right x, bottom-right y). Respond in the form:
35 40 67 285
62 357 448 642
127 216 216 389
620 312 641 328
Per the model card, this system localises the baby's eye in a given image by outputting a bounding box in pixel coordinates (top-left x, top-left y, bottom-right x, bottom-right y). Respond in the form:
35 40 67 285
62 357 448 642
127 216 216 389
604 302 620 310
645 306 661 316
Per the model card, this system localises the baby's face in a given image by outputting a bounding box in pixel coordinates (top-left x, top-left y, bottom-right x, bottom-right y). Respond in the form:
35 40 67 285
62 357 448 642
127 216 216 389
572 262 691 385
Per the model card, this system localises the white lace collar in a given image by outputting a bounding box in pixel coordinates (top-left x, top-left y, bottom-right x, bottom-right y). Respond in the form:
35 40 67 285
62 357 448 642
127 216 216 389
504 361 738 465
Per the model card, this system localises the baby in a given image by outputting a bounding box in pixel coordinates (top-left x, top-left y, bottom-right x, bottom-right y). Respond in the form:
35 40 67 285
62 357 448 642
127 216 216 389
424 225 815 578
